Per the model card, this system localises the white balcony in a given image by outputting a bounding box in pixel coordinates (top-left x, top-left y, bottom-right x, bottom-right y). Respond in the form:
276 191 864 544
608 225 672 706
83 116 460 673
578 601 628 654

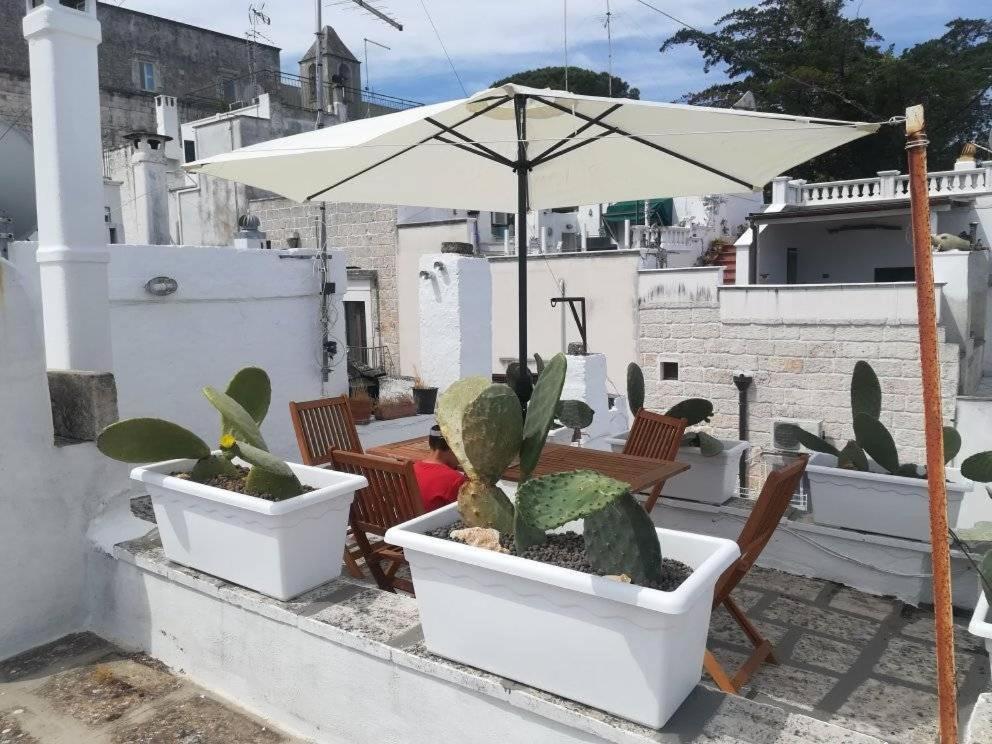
772 162 992 207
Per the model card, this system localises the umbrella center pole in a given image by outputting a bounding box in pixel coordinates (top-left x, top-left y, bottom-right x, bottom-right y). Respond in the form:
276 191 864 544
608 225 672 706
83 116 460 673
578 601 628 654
514 94 531 395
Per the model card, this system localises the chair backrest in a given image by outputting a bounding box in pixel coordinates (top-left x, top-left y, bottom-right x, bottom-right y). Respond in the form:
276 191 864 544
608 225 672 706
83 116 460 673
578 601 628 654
331 450 423 536
622 409 687 461
289 395 363 466
713 454 809 607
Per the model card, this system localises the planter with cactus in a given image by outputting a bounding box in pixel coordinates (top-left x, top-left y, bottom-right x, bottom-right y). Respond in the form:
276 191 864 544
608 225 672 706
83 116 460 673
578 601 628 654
385 355 739 728
606 363 746 505
786 361 992 542
98 368 368 600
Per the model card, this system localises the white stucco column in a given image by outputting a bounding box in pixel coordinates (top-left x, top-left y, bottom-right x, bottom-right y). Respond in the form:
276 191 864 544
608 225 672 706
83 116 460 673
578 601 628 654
561 352 611 440
24 0 113 372
418 251 492 392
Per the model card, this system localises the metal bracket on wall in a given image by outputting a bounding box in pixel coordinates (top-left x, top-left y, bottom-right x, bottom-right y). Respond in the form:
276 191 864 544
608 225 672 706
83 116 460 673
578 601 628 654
550 296 587 354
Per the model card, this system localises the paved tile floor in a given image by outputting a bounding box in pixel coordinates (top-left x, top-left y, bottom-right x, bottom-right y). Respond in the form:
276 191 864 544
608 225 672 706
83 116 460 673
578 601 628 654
0 634 298 744
705 564 989 743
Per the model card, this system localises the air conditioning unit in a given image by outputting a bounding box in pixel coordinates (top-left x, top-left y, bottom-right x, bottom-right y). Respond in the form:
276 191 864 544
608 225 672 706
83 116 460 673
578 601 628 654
771 417 824 452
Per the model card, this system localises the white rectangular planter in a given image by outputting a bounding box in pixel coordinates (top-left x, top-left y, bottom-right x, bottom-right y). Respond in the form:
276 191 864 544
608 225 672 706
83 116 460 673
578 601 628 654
131 458 367 601
606 434 748 506
385 505 739 728
806 453 967 542
968 592 992 677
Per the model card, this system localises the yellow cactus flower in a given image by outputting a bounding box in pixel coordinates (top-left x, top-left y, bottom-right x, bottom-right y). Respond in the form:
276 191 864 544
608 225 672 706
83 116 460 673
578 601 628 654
219 434 236 449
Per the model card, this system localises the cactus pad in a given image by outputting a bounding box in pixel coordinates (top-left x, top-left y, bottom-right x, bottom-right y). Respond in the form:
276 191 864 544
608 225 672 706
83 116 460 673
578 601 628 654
461 384 523 483
224 367 271 425
515 470 628 532
584 491 663 586
519 352 567 481
943 426 962 465
436 376 491 480
786 424 840 457
457 480 514 534
97 418 211 463
665 398 713 427
203 386 267 450
626 362 645 414
556 399 594 430
962 451 992 483
244 465 305 500
190 453 240 480
853 412 900 475
695 431 724 457
837 440 868 471
851 361 881 420
505 361 533 406
533 353 545 374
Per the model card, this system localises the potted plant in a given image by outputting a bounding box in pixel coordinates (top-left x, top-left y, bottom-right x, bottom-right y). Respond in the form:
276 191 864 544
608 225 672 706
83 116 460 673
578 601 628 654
960 514 992 674
411 368 438 415
348 385 374 424
385 354 740 728
783 361 989 541
607 362 748 505
97 367 368 600
554 399 595 445
375 393 417 421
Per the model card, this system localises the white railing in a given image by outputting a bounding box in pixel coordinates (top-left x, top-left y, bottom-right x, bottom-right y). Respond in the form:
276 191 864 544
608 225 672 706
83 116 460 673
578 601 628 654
774 162 992 206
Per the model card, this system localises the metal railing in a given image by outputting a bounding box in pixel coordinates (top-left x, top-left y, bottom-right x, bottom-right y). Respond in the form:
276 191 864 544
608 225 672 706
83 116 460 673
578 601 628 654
348 345 393 376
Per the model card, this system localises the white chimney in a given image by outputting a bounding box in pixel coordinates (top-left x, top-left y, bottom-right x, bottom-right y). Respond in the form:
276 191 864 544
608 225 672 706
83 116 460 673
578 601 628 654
24 0 113 372
155 95 182 162
124 131 172 245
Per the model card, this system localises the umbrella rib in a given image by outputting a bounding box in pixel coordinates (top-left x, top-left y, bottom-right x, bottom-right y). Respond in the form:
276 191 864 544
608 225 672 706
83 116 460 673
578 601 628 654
433 136 514 167
530 103 623 164
425 117 515 167
530 130 613 167
531 95 756 190
305 95 512 201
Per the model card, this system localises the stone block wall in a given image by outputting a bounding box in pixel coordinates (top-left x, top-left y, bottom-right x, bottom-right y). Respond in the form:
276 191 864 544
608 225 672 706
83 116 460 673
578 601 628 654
250 197 400 369
638 302 959 465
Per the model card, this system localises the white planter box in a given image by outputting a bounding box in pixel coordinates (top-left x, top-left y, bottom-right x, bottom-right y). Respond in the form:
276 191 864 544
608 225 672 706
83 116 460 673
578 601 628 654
969 592 992 676
605 434 748 506
806 453 967 542
385 505 739 728
131 458 367 600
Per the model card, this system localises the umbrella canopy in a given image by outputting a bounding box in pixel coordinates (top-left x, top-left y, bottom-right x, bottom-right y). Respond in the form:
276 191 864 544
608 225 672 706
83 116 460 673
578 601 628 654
187 83 878 213
186 83 879 382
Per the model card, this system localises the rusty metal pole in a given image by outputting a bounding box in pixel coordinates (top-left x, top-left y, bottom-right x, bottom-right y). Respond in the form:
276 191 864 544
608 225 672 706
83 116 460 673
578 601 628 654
905 104 958 744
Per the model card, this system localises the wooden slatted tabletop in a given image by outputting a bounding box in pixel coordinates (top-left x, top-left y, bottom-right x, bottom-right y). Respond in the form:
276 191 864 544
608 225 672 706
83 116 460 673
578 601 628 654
367 437 689 493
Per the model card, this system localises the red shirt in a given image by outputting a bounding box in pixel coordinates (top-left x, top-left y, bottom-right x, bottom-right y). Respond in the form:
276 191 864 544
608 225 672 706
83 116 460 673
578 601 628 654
413 460 467 513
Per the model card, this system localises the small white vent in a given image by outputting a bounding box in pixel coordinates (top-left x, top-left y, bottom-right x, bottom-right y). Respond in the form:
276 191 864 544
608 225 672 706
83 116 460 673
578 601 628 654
772 417 823 451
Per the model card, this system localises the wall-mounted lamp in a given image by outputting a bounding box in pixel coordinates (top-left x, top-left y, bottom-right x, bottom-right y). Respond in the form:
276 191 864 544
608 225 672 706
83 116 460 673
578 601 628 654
418 270 434 280
433 261 446 272
144 276 178 296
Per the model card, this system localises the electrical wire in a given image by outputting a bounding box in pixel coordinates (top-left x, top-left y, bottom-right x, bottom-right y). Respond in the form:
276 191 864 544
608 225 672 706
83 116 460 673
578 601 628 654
629 0 883 120
418 0 467 97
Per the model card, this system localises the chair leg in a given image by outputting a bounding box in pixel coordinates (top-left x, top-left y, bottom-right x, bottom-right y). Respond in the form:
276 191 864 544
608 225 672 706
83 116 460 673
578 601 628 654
704 650 739 694
643 480 666 513
350 521 394 593
725 597 777 663
342 540 365 579
705 595 778 695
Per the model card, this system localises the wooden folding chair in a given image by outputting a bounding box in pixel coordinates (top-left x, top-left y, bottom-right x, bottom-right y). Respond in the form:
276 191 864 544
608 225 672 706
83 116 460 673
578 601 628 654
289 396 366 577
704 454 809 694
622 409 688 512
330 450 424 594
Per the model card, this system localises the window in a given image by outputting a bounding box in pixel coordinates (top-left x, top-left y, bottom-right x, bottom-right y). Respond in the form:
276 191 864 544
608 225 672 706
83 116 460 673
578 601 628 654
874 267 915 282
183 140 196 164
661 361 679 380
222 78 237 101
138 61 157 92
786 247 798 284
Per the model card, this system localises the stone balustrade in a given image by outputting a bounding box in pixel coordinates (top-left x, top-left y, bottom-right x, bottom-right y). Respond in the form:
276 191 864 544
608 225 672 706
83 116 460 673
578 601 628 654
771 161 992 206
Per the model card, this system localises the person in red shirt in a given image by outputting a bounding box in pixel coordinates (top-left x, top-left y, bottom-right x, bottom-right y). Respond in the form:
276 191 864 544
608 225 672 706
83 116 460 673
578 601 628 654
413 426 467 512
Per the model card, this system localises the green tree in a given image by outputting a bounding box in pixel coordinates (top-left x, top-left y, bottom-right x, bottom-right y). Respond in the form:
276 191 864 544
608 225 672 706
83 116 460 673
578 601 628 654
660 0 991 179
493 66 640 99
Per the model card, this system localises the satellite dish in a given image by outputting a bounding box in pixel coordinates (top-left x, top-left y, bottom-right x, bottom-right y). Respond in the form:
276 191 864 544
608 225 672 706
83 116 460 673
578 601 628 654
0 117 37 240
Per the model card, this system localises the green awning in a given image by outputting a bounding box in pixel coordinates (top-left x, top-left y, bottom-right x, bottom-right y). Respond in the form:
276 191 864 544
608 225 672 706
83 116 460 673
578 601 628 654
603 198 673 225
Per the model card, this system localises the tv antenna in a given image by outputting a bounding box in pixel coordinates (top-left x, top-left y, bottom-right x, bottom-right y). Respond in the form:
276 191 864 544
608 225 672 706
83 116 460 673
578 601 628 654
603 0 613 96
246 3 273 96
326 0 403 32
363 38 390 94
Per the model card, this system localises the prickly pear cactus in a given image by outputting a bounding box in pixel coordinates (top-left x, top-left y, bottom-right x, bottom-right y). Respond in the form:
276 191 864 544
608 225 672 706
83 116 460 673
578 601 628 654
665 398 713 427
853 412 900 475
519 352 567 481
203 386 267 450
836 440 868 471
851 361 882 420
963 451 992 483
457 481 515 534
556 400 594 431
943 427 962 464
584 491 663 586
461 384 523 482
436 376 491 480
515 470 628 532
97 418 212 463
626 362 645 414
224 367 271 427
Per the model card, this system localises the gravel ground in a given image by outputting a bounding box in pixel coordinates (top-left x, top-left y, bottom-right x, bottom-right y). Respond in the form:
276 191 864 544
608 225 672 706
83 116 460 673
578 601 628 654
426 521 690 591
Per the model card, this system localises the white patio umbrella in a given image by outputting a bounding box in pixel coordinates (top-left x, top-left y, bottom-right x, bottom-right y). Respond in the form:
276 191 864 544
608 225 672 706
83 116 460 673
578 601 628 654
186 83 880 375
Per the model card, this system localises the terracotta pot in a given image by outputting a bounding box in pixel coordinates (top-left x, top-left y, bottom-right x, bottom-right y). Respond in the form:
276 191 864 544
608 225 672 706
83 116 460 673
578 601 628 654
348 398 373 424
375 399 417 420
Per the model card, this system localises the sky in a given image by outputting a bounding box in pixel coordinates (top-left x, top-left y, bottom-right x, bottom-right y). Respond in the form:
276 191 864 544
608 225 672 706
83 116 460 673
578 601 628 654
109 0 987 105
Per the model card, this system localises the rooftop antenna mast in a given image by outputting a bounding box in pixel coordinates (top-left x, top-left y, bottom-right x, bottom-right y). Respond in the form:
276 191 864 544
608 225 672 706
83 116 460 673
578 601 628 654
246 3 272 98
603 0 613 96
363 37 390 95
314 0 326 129
338 0 403 31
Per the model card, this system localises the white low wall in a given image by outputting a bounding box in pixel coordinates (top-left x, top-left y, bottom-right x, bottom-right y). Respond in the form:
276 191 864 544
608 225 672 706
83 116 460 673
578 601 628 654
718 282 942 325
637 266 723 306
10 243 346 457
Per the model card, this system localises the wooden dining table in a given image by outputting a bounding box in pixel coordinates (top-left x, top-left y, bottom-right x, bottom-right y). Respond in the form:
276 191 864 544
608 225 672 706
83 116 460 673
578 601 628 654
367 437 689 493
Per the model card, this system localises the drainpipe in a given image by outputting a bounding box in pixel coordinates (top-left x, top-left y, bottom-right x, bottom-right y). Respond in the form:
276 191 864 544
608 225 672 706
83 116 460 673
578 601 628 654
733 372 753 495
